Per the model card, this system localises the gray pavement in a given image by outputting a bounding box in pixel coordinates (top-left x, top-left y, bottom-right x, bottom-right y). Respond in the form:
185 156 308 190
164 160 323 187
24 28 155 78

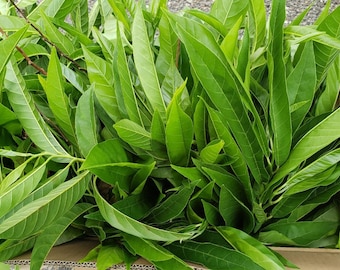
167 0 340 24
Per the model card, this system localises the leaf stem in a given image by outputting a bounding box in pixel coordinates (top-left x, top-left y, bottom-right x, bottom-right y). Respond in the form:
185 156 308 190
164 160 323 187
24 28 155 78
9 0 87 73
0 27 47 75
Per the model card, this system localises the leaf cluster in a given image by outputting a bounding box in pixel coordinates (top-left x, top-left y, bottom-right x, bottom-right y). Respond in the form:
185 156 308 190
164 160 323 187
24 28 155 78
0 0 340 269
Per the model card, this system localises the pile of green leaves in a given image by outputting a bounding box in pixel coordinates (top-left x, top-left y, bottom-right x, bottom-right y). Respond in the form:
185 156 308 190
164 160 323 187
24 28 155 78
0 0 340 269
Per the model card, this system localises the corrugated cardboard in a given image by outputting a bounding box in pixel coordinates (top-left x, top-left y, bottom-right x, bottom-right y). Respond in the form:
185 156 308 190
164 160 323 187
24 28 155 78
8 239 340 269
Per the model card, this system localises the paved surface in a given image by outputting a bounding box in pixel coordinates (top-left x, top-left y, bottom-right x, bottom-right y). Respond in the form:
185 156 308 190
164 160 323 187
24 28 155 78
167 0 339 24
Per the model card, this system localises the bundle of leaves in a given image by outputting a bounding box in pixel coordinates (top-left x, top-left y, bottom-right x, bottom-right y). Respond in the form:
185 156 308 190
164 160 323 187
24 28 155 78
0 0 340 269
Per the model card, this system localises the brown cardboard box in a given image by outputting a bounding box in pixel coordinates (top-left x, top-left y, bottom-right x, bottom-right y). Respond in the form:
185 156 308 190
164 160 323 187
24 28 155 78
7 239 340 269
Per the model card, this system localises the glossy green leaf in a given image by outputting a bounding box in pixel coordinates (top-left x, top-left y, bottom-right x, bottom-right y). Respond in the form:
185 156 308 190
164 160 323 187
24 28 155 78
0 26 28 75
150 110 167 158
27 0 66 22
96 245 126 270
132 5 166 119
279 149 340 196
75 87 98 157
220 16 243 61
210 0 248 31
166 241 265 270
83 46 120 122
53 18 92 46
123 233 192 270
41 47 77 146
313 6 340 86
288 180 340 221
113 23 142 125
206 106 252 201
123 233 173 262
155 15 178 81
30 203 93 270
0 236 36 261
167 12 268 183
0 171 90 239
1 167 70 221
114 119 152 151
40 12 74 56
272 108 340 185
316 56 340 115
219 186 255 233
248 0 266 51
200 140 224 164
0 15 26 31
202 200 223 226
0 161 46 219
80 140 136 189
268 0 291 165
0 158 31 193
107 0 130 33
93 178 200 242
262 219 339 246
287 42 316 132
4 60 68 157
165 83 194 166
217 226 285 270
146 183 196 224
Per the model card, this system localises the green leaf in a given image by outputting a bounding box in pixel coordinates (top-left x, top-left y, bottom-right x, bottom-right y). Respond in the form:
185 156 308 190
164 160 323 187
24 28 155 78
0 171 90 239
0 158 31 193
0 15 26 32
268 0 291 165
0 161 46 219
123 233 192 270
166 241 265 270
200 140 224 164
96 245 126 270
27 0 66 22
132 5 166 119
165 83 194 166
4 60 68 157
248 0 266 51
40 12 75 56
314 6 340 86
167 12 268 183
156 14 180 82
288 181 340 221
114 119 152 151
53 18 92 46
272 108 340 185
123 233 173 262
80 139 136 189
217 226 285 270
150 110 167 158
0 26 28 75
220 16 243 61
202 200 223 226
279 149 340 196
287 41 316 132
146 183 196 224
107 0 130 33
0 236 36 261
30 203 93 270
210 0 248 31
75 87 98 157
219 186 255 233
316 56 340 115
83 46 121 122
93 178 199 242
2 167 70 220
262 219 339 246
113 23 142 125
41 47 77 146
206 106 252 201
